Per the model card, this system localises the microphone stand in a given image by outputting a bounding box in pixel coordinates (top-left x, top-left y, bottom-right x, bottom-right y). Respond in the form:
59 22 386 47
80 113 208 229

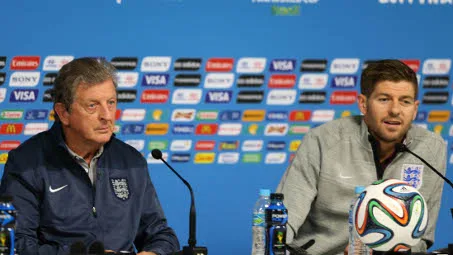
395 144 453 254
151 149 207 255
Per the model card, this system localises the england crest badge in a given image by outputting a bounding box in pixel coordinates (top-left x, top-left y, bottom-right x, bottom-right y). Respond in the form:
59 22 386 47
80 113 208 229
401 164 424 189
110 178 130 201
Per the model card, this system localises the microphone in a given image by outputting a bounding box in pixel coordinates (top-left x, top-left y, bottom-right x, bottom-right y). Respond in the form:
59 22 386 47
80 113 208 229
151 149 207 255
395 143 453 189
70 241 87 255
88 241 104 255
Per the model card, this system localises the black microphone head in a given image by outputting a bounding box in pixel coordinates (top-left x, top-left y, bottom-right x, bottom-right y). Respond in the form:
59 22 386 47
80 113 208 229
395 143 407 153
88 241 104 255
151 149 162 160
70 241 87 255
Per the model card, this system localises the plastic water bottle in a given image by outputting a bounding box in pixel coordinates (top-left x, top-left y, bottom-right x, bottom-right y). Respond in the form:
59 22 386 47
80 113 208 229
252 189 271 255
265 193 287 255
348 186 372 255
0 196 17 255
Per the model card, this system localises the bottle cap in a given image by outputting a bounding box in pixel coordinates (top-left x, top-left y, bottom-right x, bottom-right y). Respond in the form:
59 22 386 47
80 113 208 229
259 189 270 197
270 193 284 200
355 186 365 194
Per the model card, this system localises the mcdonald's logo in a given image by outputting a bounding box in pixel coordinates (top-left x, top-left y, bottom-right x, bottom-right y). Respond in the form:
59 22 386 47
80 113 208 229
195 124 218 135
0 123 24 135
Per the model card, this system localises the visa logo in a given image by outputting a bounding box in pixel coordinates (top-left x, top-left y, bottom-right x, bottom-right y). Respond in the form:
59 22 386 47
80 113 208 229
142 74 169 86
205 91 232 103
331 75 357 88
270 59 296 72
10 89 38 102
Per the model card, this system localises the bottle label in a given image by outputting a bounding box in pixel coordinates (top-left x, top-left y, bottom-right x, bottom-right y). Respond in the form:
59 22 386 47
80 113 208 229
253 212 265 227
266 225 286 255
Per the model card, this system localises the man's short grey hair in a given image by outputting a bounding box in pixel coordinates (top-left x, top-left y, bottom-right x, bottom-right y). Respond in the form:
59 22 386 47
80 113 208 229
53 57 117 119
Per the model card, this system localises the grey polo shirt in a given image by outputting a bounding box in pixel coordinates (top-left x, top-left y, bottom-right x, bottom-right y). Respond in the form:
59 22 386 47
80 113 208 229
65 144 104 184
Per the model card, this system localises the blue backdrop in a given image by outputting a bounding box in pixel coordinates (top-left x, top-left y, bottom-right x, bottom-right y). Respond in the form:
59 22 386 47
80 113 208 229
0 0 452 254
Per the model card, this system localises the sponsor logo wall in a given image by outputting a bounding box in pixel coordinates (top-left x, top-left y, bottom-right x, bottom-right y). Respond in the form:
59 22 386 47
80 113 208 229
0 56 452 168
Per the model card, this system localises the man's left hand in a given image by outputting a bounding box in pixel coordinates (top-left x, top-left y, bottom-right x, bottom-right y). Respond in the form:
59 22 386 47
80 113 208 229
137 252 158 255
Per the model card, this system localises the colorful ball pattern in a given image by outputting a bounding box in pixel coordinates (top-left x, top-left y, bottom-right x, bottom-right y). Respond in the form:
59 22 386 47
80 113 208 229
353 179 428 252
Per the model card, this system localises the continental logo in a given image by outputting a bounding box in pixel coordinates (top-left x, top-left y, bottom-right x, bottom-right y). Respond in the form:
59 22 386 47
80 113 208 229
300 59 327 72
148 141 168 150
219 141 239 151
0 153 8 164
242 110 265 122
289 110 311 121
0 123 24 135
241 153 261 163
174 74 201 87
195 124 218 135
289 140 301 152
111 57 138 70
145 123 169 135
236 90 264 103
194 152 216 164
427 111 450 122
422 92 449 104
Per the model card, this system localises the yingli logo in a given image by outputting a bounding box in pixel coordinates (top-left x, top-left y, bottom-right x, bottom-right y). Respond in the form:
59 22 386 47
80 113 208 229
140 90 169 103
205 58 234 72
10 56 40 70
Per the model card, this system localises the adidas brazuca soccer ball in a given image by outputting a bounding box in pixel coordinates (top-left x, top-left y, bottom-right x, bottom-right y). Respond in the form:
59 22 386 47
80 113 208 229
353 179 428 252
